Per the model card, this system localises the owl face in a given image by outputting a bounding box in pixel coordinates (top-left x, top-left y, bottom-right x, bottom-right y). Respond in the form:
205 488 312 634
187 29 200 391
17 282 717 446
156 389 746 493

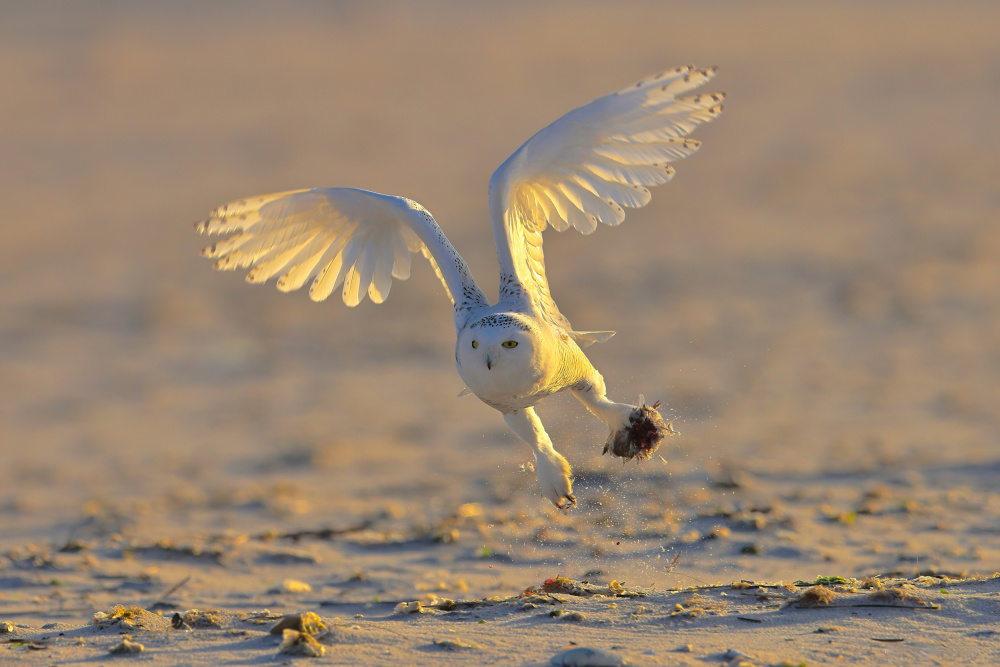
456 314 546 401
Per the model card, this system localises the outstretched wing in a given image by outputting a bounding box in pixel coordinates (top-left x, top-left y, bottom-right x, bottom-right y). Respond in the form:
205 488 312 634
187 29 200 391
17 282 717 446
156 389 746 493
489 65 723 339
196 187 487 324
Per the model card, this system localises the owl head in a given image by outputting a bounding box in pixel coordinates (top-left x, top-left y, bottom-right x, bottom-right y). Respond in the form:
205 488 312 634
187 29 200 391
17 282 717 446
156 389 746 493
456 313 546 398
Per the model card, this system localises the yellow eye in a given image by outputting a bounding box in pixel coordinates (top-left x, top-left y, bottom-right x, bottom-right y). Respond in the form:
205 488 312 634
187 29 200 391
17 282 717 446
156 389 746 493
502 340 518 349
471 341 478 349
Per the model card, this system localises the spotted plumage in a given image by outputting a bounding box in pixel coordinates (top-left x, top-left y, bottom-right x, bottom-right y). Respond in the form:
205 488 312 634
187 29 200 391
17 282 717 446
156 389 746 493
469 314 532 331
194 66 724 508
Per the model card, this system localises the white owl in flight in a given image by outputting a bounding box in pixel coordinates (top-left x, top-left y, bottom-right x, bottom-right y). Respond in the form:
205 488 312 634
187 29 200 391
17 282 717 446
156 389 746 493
196 66 724 509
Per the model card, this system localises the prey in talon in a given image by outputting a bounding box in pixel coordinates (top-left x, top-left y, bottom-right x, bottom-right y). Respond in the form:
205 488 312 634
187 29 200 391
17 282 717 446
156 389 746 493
194 66 723 508
604 398 677 462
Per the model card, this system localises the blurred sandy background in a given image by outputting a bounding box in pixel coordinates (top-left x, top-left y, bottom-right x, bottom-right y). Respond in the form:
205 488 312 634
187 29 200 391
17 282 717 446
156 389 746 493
2 0 999 627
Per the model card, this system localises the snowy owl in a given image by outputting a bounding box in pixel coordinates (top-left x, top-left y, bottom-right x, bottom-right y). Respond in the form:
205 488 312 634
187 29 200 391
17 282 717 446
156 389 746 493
195 66 724 509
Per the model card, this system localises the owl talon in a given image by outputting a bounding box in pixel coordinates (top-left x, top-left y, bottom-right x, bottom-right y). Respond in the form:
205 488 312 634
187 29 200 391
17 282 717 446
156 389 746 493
533 447 574 508
556 494 577 510
602 399 676 461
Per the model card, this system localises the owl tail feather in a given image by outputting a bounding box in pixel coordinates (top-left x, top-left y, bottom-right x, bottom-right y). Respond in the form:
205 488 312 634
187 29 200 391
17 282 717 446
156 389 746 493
570 330 615 348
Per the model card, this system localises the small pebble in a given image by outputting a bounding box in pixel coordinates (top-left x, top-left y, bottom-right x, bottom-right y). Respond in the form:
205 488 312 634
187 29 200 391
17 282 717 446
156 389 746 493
109 638 144 654
269 611 328 638
179 609 222 628
393 601 426 615
676 644 693 652
433 638 481 650
278 629 325 657
724 648 754 662
274 579 312 593
0 620 13 634
550 646 624 667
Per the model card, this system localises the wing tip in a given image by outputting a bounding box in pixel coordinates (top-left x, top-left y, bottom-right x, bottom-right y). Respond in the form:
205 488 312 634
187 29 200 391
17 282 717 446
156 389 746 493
620 64 720 96
686 91 727 105
213 257 236 271
307 283 327 302
244 268 266 285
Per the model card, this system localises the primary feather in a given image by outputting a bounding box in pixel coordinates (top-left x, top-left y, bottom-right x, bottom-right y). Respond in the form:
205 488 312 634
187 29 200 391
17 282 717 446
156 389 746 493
489 65 723 338
196 67 722 328
195 187 487 325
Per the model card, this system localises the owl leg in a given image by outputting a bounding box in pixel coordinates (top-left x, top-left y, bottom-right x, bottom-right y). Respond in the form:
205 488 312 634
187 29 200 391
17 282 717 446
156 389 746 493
570 372 676 461
503 408 575 509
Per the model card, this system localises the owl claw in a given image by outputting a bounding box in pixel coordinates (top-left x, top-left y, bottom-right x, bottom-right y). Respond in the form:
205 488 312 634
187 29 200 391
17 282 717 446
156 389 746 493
556 494 577 510
603 399 676 461
534 448 574 508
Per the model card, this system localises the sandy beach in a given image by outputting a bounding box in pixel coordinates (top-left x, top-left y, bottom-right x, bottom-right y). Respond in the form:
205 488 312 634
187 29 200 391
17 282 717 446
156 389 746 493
2 1 999 664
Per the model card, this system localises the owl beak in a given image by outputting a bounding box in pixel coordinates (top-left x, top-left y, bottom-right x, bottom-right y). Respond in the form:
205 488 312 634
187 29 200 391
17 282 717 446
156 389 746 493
486 354 493 371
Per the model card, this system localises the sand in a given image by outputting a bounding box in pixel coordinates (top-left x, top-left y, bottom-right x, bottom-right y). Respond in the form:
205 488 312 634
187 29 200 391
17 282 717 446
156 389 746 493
1 1 998 664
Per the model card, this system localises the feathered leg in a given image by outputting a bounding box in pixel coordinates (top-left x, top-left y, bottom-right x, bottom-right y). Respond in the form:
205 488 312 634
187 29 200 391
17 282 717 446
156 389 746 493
570 371 675 461
504 408 575 509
